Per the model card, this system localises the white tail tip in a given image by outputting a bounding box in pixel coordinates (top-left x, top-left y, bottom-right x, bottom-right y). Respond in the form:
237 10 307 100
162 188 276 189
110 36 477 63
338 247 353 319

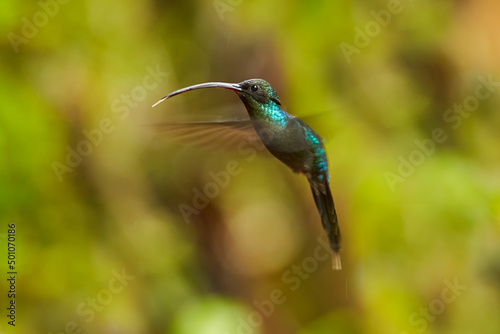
332 252 342 270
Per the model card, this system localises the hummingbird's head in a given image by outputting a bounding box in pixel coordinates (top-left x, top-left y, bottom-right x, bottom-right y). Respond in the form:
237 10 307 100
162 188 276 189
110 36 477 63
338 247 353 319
234 79 282 107
152 78 282 110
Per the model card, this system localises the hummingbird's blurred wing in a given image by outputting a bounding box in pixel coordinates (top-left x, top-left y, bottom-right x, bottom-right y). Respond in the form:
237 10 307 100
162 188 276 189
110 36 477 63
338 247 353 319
149 119 267 152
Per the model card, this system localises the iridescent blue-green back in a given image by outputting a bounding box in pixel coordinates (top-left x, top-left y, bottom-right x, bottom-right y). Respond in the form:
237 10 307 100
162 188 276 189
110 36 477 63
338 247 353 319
243 100 329 184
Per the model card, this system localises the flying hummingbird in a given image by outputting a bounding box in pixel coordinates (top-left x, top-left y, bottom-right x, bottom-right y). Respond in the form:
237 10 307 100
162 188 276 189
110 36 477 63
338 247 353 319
153 79 342 270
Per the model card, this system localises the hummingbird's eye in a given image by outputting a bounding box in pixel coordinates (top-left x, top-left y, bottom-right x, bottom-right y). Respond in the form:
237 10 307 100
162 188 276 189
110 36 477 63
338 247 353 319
250 84 259 92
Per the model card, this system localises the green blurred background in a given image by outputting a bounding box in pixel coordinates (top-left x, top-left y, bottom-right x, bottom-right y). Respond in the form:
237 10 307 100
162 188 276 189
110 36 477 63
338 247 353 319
1 0 500 333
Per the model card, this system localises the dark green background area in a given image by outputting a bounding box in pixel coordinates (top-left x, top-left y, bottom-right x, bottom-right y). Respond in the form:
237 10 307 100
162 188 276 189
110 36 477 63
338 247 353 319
1 0 499 333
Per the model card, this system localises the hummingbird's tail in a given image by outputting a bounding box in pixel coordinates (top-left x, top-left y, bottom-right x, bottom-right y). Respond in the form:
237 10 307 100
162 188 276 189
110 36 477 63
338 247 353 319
310 181 342 270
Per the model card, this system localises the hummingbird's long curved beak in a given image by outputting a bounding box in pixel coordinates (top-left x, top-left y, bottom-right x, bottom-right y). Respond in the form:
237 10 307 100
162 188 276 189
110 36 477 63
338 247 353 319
152 82 242 107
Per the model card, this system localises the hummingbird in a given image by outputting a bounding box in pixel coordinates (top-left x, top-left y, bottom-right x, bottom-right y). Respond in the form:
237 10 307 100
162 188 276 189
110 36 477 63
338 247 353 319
153 79 342 270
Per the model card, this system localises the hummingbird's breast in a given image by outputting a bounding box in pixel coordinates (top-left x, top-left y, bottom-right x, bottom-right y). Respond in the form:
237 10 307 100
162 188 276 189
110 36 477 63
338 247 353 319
250 110 329 182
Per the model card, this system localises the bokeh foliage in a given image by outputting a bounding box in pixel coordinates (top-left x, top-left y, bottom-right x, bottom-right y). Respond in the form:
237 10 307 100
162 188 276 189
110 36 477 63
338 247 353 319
1 0 499 333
